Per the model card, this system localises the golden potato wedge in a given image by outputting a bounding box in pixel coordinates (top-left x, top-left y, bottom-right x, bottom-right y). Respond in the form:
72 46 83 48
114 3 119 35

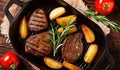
44 57 63 69
81 24 95 43
67 25 77 34
57 27 63 34
19 16 28 39
84 44 98 63
57 25 77 34
56 15 76 26
49 7 66 20
63 61 83 70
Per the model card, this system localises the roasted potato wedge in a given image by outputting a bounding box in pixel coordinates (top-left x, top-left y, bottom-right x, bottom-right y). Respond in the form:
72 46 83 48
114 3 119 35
57 27 63 34
44 57 63 69
56 15 76 26
84 44 98 63
49 7 66 20
81 24 95 43
63 61 83 70
57 24 77 34
19 16 28 39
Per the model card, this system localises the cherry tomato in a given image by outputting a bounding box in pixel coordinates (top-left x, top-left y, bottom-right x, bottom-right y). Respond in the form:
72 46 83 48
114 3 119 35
95 0 115 15
0 52 19 70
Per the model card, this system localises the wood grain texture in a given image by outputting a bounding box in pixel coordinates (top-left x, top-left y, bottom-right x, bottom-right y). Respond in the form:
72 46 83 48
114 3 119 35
0 0 120 70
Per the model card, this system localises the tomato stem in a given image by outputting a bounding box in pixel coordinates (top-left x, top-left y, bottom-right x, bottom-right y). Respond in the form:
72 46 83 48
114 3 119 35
104 3 108 10
10 64 16 70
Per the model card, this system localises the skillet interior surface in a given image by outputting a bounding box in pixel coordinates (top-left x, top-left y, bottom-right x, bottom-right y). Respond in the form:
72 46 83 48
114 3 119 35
9 0 106 70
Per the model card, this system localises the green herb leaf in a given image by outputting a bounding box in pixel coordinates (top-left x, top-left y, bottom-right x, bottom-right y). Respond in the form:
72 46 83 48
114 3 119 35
48 19 75 56
84 9 98 16
84 9 120 32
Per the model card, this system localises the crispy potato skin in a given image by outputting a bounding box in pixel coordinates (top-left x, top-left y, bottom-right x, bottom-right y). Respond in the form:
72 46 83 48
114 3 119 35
57 25 77 34
81 24 95 43
84 44 98 63
63 61 83 70
44 57 63 69
56 15 76 26
19 16 28 39
57 27 63 34
49 7 66 20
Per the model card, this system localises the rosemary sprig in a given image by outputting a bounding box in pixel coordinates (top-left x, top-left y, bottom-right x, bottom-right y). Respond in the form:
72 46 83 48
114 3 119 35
48 18 76 57
84 9 120 32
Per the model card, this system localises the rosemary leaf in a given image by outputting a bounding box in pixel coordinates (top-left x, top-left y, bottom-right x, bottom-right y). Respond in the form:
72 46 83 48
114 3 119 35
84 9 98 16
84 10 120 32
48 19 75 56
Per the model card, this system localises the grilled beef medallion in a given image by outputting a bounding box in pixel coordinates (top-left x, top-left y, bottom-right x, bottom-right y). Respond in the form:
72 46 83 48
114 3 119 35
25 32 51 57
28 8 48 32
62 32 83 63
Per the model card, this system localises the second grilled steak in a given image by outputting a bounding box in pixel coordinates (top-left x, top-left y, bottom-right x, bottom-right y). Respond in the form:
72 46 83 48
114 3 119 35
28 8 48 32
62 32 83 63
25 32 51 57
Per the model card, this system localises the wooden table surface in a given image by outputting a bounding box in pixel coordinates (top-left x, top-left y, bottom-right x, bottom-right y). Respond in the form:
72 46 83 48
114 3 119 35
0 0 120 70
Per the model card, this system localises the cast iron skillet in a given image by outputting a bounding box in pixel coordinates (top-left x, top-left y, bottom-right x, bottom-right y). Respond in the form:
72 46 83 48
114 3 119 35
4 0 115 70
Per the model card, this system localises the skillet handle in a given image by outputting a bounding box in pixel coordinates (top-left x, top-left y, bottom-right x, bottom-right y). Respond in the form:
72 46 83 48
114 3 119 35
104 49 115 70
4 0 31 23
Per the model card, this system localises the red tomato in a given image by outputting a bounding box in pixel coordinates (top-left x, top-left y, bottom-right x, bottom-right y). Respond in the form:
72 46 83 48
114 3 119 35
0 52 19 70
95 0 115 15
